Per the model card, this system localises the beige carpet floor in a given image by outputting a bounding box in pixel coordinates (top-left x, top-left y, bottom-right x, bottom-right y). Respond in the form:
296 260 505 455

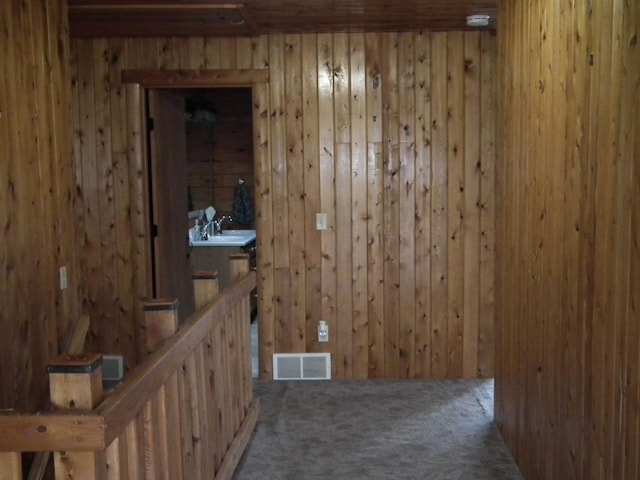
233 379 523 480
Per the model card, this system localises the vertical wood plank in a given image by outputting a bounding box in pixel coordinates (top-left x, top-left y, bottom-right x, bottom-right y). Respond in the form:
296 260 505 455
398 32 416 379
560 3 586 476
29 0 61 370
154 386 171 480
269 34 291 353
334 33 353 378
284 33 307 353
125 80 152 363
50 0 81 344
125 418 144 479
252 80 275 378
301 34 322 355
163 371 183 480
478 31 496 379
588 0 615 476
429 32 449 379
108 37 136 368
365 33 385 378
414 31 432 379
77 39 104 355
219 38 236 69
203 37 221 69
203 331 220 472
186 37 205 69
184 351 203 480
317 33 337 366
350 32 369 379
0 452 22 480
105 436 123 480
92 38 118 357
381 32 400 378
620 2 640 478
446 32 465 378
196 343 213 479
235 37 253 70
462 31 481 378
142 398 158 479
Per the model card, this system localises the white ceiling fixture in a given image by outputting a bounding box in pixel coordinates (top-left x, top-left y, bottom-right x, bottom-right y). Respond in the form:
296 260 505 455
466 14 491 27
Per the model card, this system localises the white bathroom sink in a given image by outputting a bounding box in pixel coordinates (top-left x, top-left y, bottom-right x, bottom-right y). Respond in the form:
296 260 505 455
190 230 256 247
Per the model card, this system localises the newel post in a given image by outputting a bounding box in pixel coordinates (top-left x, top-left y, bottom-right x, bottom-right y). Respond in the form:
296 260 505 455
229 253 250 281
143 299 179 353
47 353 104 480
192 270 219 311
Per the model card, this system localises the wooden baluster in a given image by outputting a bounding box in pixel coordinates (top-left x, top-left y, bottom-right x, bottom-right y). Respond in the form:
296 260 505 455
48 353 104 480
192 270 219 311
229 253 252 431
0 452 22 479
142 299 181 478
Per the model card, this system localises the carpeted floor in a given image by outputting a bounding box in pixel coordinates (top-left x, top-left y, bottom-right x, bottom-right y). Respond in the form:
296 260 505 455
233 379 523 480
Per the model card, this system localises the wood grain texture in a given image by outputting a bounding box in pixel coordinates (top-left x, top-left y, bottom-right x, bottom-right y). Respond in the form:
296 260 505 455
67 0 498 36
49 355 105 480
185 88 255 217
495 1 640 479
71 32 496 380
0 452 22 480
0 0 81 410
0 273 256 478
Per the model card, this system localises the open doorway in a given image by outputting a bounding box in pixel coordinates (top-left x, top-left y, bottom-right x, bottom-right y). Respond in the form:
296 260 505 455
146 86 258 374
182 87 259 378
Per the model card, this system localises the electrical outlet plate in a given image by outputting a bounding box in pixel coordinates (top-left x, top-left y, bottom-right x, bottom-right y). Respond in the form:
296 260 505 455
318 321 329 342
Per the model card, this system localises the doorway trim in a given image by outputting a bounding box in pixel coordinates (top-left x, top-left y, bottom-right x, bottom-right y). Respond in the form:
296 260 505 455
122 69 272 378
122 69 269 87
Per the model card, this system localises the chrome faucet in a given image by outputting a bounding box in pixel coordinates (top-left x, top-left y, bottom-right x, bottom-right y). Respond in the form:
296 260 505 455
212 215 233 235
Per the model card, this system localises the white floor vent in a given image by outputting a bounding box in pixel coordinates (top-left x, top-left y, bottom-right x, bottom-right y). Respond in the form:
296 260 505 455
273 353 331 380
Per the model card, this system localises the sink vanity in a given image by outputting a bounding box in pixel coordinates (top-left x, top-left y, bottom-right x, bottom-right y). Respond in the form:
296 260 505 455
189 230 256 292
190 230 256 247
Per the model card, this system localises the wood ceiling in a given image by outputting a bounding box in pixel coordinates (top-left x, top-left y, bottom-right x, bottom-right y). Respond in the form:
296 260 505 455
67 0 498 37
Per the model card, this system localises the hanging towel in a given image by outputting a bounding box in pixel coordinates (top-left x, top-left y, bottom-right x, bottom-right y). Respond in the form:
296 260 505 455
232 182 255 225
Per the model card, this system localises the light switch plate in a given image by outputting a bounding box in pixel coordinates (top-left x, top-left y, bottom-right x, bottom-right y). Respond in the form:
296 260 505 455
316 213 328 230
59 266 68 290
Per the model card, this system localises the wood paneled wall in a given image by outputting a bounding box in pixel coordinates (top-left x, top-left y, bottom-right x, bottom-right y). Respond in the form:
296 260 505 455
71 31 496 380
185 88 255 217
496 1 640 479
0 1 81 409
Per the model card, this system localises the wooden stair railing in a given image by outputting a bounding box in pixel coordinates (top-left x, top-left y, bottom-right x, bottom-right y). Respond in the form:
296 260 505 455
28 314 91 480
0 261 258 480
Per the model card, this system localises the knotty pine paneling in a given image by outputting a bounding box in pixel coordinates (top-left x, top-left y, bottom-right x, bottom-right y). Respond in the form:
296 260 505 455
67 0 500 37
496 1 640 479
71 31 496 380
185 88 255 218
0 0 81 409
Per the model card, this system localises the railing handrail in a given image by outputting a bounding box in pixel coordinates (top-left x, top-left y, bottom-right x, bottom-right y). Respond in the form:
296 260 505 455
99 271 255 445
0 271 256 453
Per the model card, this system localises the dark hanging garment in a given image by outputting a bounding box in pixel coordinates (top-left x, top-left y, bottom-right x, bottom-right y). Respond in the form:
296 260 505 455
232 182 255 226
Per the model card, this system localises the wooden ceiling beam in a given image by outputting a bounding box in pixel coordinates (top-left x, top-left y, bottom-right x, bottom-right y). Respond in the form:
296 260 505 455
68 0 498 37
